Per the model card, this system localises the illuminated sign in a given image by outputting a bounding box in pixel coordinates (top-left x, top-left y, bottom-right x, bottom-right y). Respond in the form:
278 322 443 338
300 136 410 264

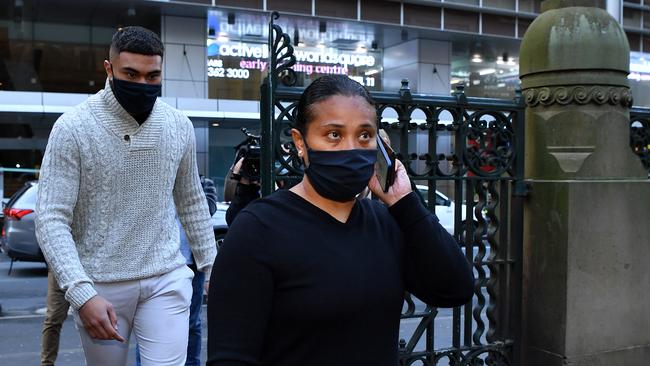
207 40 378 87
206 10 382 99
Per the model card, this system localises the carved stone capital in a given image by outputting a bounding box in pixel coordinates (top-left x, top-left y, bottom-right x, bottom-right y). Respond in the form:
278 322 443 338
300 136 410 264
523 86 633 108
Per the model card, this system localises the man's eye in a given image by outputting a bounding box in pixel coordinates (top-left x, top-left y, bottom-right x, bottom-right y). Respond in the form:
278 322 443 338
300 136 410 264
360 132 370 139
127 73 136 78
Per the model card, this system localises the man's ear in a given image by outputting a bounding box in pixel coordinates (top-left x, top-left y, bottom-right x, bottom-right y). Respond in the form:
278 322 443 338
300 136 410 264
104 60 113 79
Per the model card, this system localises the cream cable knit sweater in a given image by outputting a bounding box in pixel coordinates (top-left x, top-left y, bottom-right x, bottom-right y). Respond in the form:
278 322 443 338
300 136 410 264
35 80 217 310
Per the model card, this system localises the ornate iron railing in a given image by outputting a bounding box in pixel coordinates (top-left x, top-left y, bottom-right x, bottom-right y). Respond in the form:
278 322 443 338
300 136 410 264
259 13 526 366
630 107 650 174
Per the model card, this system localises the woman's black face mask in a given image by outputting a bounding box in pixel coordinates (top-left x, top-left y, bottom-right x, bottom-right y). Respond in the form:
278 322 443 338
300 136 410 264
109 66 161 119
301 135 377 202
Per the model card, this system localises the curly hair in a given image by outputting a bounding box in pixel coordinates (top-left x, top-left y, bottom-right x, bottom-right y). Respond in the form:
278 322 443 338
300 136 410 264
110 26 164 59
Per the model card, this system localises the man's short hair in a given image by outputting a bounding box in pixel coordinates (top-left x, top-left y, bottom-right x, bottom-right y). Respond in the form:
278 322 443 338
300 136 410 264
110 26 164 59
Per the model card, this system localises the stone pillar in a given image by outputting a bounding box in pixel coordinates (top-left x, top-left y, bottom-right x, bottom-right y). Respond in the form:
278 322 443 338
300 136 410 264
519 1 650 365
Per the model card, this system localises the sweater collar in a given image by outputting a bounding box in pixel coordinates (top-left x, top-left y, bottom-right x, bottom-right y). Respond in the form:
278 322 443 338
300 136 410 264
91 78 165 149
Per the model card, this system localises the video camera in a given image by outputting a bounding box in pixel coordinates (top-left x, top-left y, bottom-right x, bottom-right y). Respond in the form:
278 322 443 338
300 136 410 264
231 128 261 182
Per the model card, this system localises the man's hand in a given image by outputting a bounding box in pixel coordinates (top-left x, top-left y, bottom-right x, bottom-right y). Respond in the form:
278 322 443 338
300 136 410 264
78 295 125 342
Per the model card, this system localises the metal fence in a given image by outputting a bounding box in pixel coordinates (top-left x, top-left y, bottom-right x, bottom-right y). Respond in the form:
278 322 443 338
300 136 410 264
630 107 650 174
258 12 526 366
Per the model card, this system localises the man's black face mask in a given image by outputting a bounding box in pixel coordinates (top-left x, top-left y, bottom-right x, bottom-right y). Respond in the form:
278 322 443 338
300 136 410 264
110 65 161 119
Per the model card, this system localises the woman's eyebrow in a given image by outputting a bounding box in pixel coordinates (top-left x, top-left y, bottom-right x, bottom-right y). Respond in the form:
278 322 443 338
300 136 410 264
318 122 346 128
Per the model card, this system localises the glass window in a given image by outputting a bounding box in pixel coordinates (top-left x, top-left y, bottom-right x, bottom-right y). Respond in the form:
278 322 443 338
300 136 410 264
13 183 38 209
170 0 211 4
0 0 160 93
644 11 650 29
628 32 641 52
451 40 520 100
644 35 650 53
404 4 442 28
215 0 263 8
208 120 261 197
483 0 516 10
623 8 642 28
446 0 480 5
360 0 401 24
518 0 542 13
445 9 479 33
315 0 357 19
482 14 516 37
518 18 532 38
267 0 311 14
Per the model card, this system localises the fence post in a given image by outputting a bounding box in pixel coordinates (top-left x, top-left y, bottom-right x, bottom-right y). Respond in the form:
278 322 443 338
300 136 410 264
519 0 650 365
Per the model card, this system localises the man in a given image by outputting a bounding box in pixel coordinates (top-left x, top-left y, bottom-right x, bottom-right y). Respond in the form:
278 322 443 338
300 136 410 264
35 26 216 366
40 271 69 366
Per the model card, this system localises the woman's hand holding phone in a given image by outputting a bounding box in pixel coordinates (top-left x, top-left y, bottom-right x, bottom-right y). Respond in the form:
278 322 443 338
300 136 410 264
369 159 412 207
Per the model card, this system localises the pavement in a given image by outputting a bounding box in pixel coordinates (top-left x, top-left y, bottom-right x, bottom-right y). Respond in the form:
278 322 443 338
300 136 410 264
0 254 463 365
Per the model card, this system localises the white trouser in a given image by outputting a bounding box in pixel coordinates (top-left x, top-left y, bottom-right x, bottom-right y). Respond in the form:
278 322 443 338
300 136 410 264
73 265 194 366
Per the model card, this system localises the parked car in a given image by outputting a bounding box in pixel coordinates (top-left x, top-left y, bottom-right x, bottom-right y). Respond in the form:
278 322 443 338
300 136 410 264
414 185 471 235
212 202 230 249
1 181 229 267
1 181 41 263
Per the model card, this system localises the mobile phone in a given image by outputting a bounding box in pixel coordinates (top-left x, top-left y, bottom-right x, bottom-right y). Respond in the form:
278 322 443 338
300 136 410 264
376 134 396 193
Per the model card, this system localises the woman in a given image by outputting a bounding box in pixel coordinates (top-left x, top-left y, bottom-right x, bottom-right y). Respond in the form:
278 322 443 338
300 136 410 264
207 75 474 366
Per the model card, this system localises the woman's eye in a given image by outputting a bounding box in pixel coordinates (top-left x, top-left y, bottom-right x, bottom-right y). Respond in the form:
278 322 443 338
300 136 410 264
360 132 372 141
327 131 340 140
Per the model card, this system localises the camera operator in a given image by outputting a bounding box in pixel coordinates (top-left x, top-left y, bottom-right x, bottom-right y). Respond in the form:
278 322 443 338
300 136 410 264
225 157 261 226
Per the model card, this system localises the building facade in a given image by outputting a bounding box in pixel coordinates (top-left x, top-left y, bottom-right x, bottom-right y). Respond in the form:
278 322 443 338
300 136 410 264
0 0 645 198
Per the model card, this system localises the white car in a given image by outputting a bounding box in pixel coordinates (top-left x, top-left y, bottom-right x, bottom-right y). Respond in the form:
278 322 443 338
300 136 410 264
211 202 231 248
414 185 468 235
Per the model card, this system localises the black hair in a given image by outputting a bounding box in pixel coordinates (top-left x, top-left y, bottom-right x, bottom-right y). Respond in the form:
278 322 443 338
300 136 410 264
294 75 375 134
110 26 164 58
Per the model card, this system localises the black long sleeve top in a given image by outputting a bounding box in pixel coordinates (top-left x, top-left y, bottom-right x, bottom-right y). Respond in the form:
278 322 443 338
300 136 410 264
207 190 474 366
225 183 261 226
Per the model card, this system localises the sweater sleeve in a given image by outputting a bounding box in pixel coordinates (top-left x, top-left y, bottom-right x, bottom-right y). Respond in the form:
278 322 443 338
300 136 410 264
174 119 217 277
207 211 273 366
388 192 474 308
35 121 97 310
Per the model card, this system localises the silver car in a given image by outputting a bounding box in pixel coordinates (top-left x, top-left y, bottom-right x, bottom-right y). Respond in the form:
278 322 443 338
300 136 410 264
1 181 229 271
1 181 42 264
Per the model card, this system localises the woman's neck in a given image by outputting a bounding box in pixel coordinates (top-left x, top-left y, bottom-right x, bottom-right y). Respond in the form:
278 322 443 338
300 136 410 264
290 178 356 223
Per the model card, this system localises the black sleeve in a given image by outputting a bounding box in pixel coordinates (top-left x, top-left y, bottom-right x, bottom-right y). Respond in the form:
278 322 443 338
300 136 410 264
207 211 273 366
388 192 474 308
225 183 261 226
201 176 219 217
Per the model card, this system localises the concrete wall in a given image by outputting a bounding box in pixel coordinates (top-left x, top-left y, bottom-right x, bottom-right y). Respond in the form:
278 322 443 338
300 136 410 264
161 15 208 99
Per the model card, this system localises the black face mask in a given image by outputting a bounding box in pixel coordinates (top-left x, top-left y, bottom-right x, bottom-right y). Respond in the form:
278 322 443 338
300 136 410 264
110 74 161 120
304 148 377 202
